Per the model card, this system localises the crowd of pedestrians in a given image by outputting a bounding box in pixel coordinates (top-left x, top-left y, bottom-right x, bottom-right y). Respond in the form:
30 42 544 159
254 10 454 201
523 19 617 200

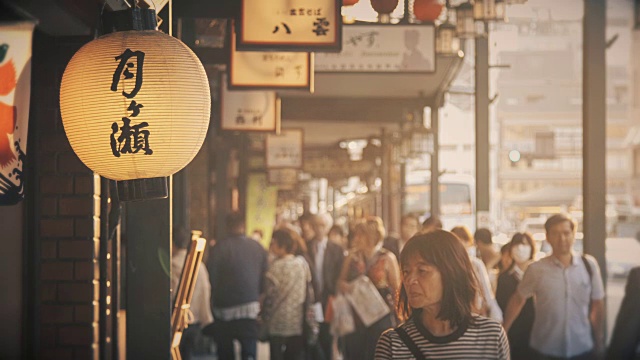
171 211 640 360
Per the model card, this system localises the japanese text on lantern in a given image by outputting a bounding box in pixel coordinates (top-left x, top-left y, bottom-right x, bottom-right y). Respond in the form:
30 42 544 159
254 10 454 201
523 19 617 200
109 49 153 158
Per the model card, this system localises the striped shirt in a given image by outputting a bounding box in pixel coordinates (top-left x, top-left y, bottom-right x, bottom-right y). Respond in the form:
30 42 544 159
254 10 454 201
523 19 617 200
375 315 510 360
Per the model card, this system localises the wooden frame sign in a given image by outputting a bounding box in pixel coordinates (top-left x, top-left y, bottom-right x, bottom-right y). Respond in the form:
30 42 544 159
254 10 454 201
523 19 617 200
229 27 314 91
315 24 436 73
266 129 303 169
237 0 341 52
220 74 280 132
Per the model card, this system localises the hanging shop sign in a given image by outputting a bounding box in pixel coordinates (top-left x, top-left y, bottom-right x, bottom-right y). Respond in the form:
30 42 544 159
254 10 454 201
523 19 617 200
266 129 303 169
59 20 211 183
246 173 278 249
229 28 314 91
221 74 280 132
303 156 374 181
0 22 35 205
268 168 298 188
237 0 341 52
315 24 435 73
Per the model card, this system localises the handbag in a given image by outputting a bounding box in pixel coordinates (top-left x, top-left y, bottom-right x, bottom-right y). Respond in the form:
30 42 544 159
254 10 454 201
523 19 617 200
257 319 270 342
302 278 319 346
329 294 355 337
344 275 391 327
343 248 393 327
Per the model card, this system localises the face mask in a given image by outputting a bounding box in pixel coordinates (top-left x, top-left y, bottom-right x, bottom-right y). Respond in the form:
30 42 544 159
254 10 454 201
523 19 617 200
512 244 532 263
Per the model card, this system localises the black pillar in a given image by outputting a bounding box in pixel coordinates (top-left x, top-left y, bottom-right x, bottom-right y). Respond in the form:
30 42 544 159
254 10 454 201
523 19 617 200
583 0 607 281
475 28 490 219
125 178 172 360
381 128 391 228
214 136 231 240
430 107 440 218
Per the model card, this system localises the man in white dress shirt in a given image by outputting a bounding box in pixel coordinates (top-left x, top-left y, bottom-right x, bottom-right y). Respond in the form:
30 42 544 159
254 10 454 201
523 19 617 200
504 214 605 360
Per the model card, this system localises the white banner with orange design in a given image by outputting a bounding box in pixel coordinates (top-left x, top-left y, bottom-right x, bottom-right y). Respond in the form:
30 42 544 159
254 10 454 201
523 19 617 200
0 22 34 205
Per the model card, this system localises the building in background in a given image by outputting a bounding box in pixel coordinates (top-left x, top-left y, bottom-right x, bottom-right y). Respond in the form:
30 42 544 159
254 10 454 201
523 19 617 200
493 0 637 235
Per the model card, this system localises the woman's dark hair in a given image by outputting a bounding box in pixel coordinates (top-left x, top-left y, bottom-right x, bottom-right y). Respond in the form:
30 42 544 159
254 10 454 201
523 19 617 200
397 230 479 328
509 232 536 261
500 242 512 255
271 229 298 255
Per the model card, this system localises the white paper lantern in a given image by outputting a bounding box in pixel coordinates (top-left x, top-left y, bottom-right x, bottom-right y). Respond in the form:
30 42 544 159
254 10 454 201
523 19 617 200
60 29 211 182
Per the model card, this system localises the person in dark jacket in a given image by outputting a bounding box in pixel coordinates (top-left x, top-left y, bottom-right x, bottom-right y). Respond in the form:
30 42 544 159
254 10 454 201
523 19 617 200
496 232 536 360
206 212 268 360
607 266 640 359
306 213 345 360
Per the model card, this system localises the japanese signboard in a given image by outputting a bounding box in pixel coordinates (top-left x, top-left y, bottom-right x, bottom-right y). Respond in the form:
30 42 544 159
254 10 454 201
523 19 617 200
268 168 298 187
237 0 341 52
221 74 280 132
246 173 278 249
315 24 435 73
0 22 34 205
266 129 303 169
230 28 314 91
304 156 374 181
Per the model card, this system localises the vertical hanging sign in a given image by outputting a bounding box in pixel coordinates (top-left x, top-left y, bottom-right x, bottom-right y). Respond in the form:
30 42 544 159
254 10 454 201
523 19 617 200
0 22 34 205
238 0 342 52
246 173 278 249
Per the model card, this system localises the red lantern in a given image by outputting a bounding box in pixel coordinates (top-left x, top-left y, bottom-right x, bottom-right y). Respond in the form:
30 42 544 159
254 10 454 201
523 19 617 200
370 0 399 15
343 0 360 6
413 0 443 22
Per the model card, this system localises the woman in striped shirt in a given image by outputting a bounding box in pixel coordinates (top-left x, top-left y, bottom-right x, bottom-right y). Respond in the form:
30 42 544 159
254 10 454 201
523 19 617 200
375 230 510 360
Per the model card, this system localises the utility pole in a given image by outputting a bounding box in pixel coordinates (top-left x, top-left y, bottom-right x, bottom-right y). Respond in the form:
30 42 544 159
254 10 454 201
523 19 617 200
430 107 440 218
475 22 490 226
583 0 607 282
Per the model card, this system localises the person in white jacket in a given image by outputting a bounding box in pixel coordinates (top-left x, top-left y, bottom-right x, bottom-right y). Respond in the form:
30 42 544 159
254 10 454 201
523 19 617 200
451 226 503 322
171 227 214 360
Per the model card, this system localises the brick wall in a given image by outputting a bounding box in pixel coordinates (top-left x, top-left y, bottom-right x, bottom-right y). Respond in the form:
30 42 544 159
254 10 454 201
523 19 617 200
31 32 100 360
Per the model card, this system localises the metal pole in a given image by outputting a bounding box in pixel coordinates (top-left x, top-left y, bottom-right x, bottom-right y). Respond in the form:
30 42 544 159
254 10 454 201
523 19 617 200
583 0 607 282
430 107 440 218
475 25 490 219
381 128 391 227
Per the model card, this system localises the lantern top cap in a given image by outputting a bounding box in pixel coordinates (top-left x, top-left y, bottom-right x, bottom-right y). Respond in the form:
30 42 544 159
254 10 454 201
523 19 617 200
101 8 157 34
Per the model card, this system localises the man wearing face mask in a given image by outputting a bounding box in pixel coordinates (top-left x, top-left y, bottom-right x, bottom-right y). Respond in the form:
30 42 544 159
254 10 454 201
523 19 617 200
496 232 537 360
504 214 605 360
